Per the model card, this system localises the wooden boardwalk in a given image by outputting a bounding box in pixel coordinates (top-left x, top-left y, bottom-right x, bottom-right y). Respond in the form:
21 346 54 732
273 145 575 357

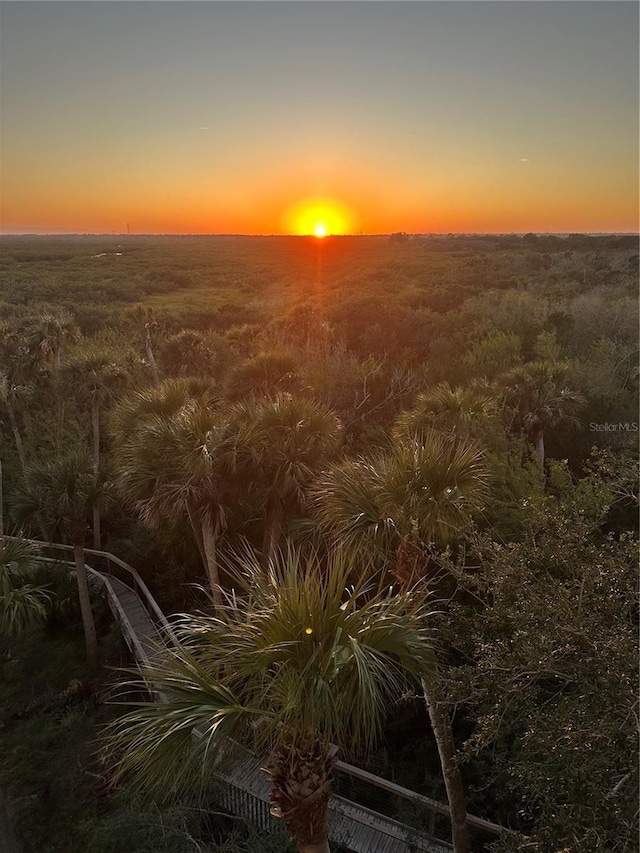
13 538 504 852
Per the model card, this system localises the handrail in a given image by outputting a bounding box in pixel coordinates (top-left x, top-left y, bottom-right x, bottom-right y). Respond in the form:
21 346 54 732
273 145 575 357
88 565 154 667
26 553 164 667
334 761 504 836
330 794 452 851
4 535 179 646
5 535 507 846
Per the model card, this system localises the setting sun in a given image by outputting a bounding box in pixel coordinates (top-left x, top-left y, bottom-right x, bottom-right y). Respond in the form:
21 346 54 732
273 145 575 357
284 197 357 237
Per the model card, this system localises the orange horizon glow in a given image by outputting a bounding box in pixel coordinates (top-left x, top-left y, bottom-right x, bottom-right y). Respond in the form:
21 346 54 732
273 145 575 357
1 4 638 238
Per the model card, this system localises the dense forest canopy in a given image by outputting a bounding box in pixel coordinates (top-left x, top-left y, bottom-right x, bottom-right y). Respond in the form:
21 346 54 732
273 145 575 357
0 234 637 853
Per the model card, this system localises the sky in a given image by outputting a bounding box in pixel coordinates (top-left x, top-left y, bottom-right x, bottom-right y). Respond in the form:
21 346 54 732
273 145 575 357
1 1 638 235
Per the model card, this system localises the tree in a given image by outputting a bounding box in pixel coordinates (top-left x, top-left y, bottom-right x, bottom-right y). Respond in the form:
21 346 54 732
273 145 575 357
501 360 584 472
313 432 489 853
224 350 301 401
26 309 79 372
128 305 161 387
313 432 487 562
0 537 49 642
26 309 80 445
104 547 435 853
0 369 31 473
440 459 638 850
61 351 128 549
394 382 498 439
110 378 216 443
11 450 111 668
223 395 343 573
159 329 229 381
114 395 227 606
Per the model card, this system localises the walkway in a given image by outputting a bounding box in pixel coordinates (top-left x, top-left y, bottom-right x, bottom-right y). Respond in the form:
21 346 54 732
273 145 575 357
15 538 504 852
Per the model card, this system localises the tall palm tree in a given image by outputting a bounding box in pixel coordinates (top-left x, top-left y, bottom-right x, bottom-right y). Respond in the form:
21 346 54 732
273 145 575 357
61 351 129 548
11 450 112 668
223 395 343 574
312 432 489 853
27 310 80 444
0 370 32 473
500 360 584 472
115 400 227 606
104 547 435 853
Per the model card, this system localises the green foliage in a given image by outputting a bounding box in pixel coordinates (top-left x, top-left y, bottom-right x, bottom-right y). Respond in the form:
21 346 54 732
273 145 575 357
0 537 49 638
224 350 301 400
11 449 114 544
313 432 489 560
1 624 294 853
393 382 498 438
0 234 637 849
103 547 435 801
441 464 638 850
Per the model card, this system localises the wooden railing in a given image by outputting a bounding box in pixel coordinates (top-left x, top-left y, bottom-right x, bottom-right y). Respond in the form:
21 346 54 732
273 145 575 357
5 536 179 647
5 535 506 850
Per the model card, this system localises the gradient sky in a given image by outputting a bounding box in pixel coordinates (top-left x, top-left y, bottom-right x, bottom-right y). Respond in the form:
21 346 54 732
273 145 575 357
1 1 638 234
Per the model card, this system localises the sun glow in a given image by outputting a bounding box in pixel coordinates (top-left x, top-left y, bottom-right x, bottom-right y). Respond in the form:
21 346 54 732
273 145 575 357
284 197 356 236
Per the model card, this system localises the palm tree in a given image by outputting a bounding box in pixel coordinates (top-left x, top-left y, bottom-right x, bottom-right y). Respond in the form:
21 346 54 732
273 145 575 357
115 399 227 606
27 310 80 444
312 432 489 853
0 537 49 641
223 395 343 574
11 450 111 668
104 547 435 853
394 382 497 439
500 360 584 472
0 369 32 473
61 351 128 548
313 432 487 563
129 305 161 387
110 378 216 443
225 350 300 401
27 310 79 372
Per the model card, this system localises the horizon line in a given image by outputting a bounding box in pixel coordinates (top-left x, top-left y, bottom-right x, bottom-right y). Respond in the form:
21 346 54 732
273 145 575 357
1 231 638 238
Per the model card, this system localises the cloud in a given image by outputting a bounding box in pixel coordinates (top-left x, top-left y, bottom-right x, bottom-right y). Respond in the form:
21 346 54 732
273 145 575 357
518 158 530 162
198 127 210 131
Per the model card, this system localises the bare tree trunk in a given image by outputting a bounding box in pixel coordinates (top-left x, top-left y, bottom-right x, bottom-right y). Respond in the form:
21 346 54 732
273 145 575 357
73 541 99 669
91 399 101 550
262 502 283 586
422 673 471 853
201 516 222 607
144 329 160 388
265 730 335 853
187 504 207 567
534 429 545 474
56 398 66 451
0 460 4 539
54 350 65 449
5 396 26 473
